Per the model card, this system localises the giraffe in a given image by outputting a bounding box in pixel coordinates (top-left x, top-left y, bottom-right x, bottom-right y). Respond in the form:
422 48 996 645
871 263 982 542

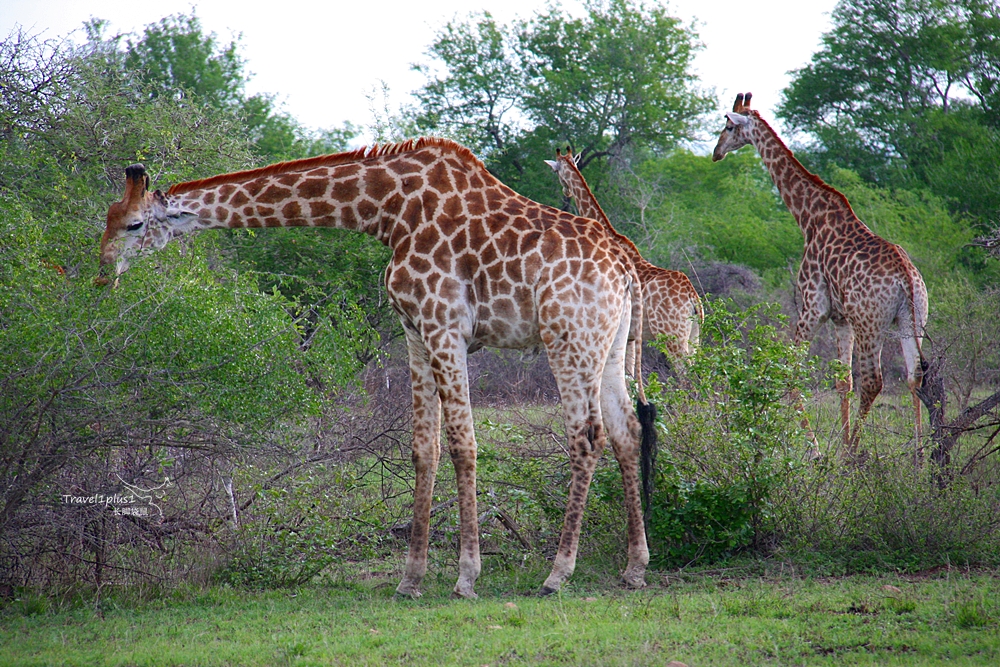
712 93 929 460
98 137 657 598
545 149 703 377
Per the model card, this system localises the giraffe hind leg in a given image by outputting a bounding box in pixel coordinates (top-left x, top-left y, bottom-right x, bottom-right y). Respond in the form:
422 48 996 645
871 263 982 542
538 293 632 595
900 331 925 466
602 350 650 589
539 380 606 595
848 339 883 462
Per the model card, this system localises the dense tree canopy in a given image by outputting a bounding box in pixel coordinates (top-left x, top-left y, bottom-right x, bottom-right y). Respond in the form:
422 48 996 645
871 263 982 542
412 0 712 202
120 12 358 164
0 26 377 549
518 0 711 166
778 0 1000 227
412 14 523 162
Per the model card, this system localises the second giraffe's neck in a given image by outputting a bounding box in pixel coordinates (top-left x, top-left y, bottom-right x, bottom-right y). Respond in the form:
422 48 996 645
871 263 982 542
747 113 855 239
159 139 498 247
561 163 647 269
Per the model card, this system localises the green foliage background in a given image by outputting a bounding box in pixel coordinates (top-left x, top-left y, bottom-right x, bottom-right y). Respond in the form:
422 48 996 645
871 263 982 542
1 0 999 594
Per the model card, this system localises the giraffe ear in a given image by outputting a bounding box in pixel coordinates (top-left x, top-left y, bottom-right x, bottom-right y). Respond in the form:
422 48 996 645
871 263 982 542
544 159 558 171
572 153 581 167
726 112 750 126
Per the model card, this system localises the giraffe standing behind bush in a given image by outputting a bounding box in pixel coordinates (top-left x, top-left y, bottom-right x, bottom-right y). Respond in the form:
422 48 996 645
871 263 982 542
546 149 703 376
713 93 928 461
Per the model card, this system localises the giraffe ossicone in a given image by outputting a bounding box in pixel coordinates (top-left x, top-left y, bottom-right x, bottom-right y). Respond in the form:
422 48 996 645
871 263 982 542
713 93 929 461
99 137 657 597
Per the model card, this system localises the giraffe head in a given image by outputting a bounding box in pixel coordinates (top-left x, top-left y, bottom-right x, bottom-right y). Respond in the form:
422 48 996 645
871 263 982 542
97 164 195 284
544 148 579 196
712 92 754 162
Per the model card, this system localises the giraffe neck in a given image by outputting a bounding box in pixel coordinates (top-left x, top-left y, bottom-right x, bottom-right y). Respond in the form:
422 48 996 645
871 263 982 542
559 160 647 269
157 139 499 249
747 113 857 242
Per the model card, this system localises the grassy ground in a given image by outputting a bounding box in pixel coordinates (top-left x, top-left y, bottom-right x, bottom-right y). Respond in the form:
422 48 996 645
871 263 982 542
2 564 998 666
4 370 997 665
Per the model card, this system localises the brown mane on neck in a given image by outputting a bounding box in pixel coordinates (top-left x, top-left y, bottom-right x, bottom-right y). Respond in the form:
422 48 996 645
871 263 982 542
750 110 857 216
166 137 485 195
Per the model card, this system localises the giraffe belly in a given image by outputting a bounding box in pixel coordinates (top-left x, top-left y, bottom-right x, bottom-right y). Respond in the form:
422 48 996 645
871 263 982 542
470 311 543 350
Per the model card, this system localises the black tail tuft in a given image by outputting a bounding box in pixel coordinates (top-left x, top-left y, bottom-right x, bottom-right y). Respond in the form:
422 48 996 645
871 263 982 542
920 357 930 389
637 401 658 525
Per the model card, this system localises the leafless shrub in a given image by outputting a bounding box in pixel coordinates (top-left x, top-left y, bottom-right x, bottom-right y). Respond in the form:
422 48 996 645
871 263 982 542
971 225 1000 260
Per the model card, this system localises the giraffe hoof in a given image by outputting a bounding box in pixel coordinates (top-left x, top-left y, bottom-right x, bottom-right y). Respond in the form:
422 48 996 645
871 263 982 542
394 580 422 599
622 574 647 589
393 589 422 600
538 585 559 597
450 589 478 600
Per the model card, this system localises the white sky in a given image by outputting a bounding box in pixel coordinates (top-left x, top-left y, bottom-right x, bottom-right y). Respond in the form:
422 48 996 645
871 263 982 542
2 0 838 143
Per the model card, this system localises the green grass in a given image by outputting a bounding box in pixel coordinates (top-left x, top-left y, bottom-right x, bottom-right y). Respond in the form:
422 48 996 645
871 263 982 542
2 568 998 666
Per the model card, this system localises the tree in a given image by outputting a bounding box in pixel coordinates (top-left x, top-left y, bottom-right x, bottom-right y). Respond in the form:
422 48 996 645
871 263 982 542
518 0 712 169
777 0 1000 227
412 14 524 163
411 0 711 203
0 27 377 588
123 11 358 165
124 12 244 108
118 13 394 344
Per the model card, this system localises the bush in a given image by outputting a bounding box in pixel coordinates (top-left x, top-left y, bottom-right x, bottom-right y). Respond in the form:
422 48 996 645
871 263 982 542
216 465 391 588
0 29 378 593
644 300 813 567
778 433 1000 572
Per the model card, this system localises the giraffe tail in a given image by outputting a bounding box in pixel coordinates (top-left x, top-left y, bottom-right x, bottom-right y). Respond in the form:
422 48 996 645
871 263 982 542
905 258 930 389
637 400 658 524
890 244 930 391
628 275 658 522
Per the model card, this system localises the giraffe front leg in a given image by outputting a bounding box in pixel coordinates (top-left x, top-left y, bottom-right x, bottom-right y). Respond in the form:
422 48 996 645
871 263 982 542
833 321 855 453
443 400 481 600
430 344 481 600
396 333 442 599
791 328 825 458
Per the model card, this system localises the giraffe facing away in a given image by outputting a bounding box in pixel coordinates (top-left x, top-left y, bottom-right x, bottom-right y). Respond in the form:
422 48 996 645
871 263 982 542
98 137 657 598
545 149 703 375
713 93 928 459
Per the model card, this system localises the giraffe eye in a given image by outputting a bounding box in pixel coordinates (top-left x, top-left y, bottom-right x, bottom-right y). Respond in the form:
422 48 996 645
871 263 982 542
125 220 144 232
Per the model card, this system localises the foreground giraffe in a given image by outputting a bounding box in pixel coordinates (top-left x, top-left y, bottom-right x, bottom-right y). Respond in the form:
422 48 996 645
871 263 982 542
713 93 928 459
98 138 657 598
545 149 703 375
